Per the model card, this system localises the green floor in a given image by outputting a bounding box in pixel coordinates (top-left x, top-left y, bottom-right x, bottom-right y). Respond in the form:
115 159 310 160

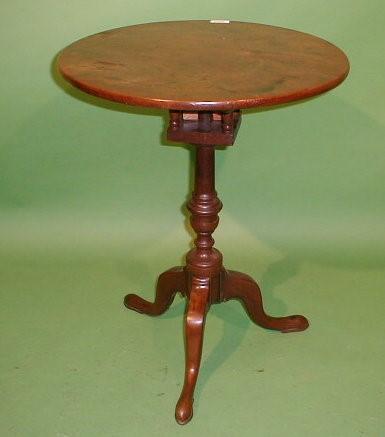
1 213 384 436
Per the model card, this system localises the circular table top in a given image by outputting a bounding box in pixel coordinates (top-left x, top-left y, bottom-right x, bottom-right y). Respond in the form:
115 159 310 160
58 20 349 111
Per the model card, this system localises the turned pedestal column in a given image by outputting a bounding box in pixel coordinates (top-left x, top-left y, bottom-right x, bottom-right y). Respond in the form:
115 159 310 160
124 109 309 424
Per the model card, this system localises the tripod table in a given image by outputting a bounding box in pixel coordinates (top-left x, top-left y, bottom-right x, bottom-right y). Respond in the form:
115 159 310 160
58 20 349 425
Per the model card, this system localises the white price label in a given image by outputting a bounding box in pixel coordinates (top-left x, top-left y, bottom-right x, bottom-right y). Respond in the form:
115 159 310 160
210 20 230 24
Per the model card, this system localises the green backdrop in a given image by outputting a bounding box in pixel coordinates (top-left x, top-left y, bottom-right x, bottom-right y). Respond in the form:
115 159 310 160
1 1 384 436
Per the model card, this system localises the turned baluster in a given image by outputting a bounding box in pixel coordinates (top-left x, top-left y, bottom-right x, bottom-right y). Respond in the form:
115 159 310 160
185 145 223 283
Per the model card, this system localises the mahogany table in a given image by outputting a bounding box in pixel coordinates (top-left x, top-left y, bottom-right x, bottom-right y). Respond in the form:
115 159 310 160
58 20 349 425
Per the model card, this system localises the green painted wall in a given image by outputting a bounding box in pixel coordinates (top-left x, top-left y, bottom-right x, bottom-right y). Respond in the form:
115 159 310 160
1 2 385 436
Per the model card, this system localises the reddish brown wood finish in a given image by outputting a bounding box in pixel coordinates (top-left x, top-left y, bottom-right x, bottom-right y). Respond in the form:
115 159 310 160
124 134 309 424
58 20 350 426
185 145 223 281
167 110 241 146
175 277 210 425
58 20 349 111
124 267 186 316
222 270 308 333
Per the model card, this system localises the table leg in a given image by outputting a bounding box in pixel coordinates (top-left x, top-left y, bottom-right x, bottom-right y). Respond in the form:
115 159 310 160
124 266 186 316
175 276 210 425
222 270 309 333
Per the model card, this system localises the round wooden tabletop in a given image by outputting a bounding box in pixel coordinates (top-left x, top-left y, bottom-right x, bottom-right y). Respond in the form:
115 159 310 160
58 20 349 111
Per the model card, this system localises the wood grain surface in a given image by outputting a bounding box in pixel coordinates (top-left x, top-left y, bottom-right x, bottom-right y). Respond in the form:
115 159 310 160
58 20 349 110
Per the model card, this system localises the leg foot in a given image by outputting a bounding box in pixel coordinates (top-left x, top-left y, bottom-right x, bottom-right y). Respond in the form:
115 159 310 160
223 270 309 333
124 267 186 316
175 277 210 425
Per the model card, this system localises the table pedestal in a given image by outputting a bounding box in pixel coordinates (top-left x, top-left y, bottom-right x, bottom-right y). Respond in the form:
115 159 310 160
124 110 309 425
